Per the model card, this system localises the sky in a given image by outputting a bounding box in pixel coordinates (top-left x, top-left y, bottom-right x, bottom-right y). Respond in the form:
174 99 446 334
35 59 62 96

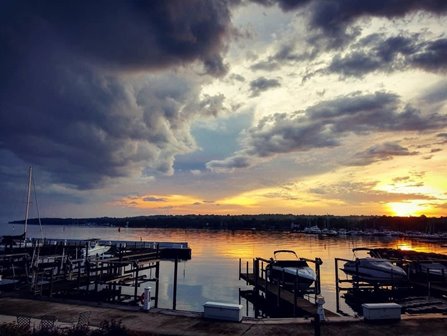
1 0 446 221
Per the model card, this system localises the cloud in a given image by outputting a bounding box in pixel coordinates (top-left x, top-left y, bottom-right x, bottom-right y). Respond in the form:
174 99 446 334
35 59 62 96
0 0 237 189
207 155 253 172
250 43 317 72
251 0 311 11
347 142 419 166
421 80 447 104
253 0 447 49
143 196 167 202
437 133 447 144
308 180 436 205
207 91 447 171
327 34 447 77
249 77 281 97
308 0 447 44
1 0 233 74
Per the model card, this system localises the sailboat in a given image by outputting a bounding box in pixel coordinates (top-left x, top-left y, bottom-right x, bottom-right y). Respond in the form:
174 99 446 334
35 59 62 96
1 166 33 247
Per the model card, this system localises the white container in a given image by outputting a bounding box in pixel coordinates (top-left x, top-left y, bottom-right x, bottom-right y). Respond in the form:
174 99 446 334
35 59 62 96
362 303 401 320
203 301 243 322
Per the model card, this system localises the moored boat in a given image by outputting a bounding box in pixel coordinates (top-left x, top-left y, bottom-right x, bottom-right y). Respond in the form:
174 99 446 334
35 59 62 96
266 250 318 291
342 257 407 284
81 238 111 258
410 262 447 280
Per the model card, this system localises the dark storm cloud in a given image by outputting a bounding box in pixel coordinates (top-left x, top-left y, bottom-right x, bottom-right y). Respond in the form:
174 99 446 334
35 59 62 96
327 35 447 77
207 91 447 171
249 77 281 97
309 0 447 37
0 0 233 74
347 142 419 166
254 0 447 48
0 0 236 189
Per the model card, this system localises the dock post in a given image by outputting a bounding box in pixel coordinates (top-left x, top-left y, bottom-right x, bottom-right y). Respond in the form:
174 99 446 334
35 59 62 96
315 258 322 295
335 258 340 313
173 257 178 310
134 262 139 302
155 261 160 308
254 259 259 294
239 258 241 280
246 261 249 285
313 313 321 336
294 275 297 316
94 258 99 292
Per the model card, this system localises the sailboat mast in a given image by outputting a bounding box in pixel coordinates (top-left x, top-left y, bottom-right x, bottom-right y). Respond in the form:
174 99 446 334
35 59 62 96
24 166 32 240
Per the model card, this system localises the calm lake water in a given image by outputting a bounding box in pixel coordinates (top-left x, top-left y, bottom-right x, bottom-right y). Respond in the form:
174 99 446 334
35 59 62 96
2 224 447 316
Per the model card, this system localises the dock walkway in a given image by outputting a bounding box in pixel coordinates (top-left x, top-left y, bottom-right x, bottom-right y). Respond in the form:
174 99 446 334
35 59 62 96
1 297 447 336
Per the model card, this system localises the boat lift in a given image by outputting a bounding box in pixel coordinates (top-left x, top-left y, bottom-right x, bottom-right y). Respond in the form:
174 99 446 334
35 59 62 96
238 256 334 318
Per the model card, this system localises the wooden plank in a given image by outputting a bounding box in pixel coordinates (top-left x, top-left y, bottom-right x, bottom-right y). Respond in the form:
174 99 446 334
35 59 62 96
241 273 336 317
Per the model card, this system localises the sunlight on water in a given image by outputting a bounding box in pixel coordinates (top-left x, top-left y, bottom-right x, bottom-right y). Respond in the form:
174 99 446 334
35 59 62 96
2 224 447 316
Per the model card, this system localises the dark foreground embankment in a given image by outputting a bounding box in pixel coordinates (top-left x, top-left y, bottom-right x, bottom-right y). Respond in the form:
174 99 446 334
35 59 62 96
0 296 446 336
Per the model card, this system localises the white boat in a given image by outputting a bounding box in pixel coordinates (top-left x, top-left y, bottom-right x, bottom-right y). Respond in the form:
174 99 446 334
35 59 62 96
266 250 317 290
303 225 321 234
81 239 111 258
342 257 407 284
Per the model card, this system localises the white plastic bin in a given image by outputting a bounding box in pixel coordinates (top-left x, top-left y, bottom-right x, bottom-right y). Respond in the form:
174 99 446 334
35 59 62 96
203 301 243 322
362 303 401 320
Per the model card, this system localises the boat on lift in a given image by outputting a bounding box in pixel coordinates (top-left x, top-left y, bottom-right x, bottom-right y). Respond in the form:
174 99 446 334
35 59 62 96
266 250 318 291
341 248 407 284
410 262 447 280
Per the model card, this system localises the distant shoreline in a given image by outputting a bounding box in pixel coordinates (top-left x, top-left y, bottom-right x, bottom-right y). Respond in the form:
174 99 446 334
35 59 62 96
9 214 447 233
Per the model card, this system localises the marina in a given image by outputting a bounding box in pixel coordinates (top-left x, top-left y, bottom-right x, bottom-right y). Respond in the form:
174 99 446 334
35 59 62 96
1 225 447 318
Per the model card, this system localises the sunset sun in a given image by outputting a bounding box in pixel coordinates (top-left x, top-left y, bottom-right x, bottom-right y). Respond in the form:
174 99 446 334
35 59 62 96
388 202 427 217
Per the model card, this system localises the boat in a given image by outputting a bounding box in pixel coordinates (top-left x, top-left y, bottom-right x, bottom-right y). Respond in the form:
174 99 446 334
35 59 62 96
303 225 321 234
1 166 34 248
342 257 407 284
266 250 317 291
410 262 447 280
81 239 111 258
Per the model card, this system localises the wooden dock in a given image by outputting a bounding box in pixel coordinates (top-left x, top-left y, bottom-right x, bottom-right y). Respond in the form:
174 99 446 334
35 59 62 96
0 238 190 308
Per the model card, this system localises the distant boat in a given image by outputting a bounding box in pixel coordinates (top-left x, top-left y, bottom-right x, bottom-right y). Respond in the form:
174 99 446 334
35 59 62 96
303 225 321 234
81 239 111 258
266 250 317 290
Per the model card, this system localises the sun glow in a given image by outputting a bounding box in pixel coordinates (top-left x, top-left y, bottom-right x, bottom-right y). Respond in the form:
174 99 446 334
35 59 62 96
387 201 427 217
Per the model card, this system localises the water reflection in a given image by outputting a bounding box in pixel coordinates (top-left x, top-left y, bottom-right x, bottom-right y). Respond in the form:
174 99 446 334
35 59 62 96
2 225 446 316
